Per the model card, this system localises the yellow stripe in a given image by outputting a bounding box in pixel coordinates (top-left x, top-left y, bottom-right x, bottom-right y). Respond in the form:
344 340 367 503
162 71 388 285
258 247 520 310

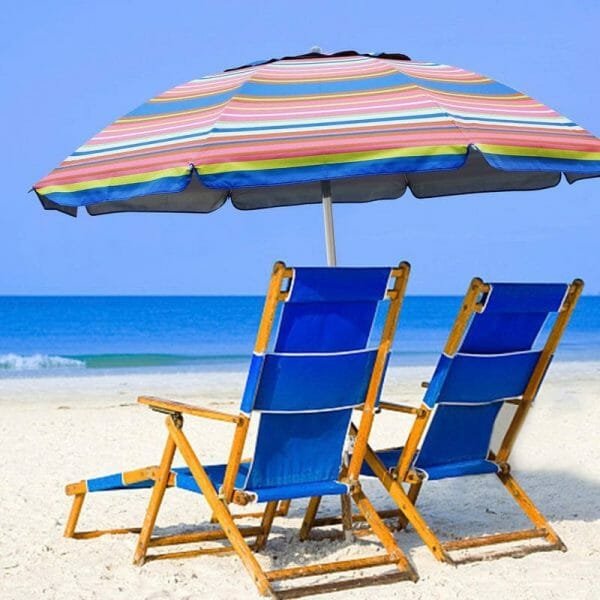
250 69 399 84
234 84 525 103
199 145 466 175
478 144 600 160
37 166 190 195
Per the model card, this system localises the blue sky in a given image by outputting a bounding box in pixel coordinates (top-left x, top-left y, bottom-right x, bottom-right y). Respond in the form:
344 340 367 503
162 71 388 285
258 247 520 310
1 1 599 295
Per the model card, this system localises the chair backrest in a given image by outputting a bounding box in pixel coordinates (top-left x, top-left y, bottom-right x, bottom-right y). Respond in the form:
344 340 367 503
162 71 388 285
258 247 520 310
240 263 408 492
415 279 582 477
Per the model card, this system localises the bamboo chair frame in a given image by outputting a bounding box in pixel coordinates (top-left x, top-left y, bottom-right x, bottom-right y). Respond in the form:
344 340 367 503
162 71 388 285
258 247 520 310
302 276 584 564
66 260 417 597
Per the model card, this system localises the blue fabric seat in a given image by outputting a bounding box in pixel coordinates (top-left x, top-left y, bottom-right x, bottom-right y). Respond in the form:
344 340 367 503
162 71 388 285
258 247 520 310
84 266 395 502
360 447 498 480
366 282 570 482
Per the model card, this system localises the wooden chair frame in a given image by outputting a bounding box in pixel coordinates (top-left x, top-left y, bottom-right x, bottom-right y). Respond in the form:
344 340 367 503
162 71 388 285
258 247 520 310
302 276 584 564
66 261 418 597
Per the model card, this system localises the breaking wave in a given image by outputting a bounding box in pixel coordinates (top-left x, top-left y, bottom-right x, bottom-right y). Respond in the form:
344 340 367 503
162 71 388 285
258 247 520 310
0 353 86 371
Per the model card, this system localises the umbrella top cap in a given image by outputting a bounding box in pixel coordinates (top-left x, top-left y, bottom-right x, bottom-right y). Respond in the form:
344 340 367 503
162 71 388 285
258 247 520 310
225 50 412 72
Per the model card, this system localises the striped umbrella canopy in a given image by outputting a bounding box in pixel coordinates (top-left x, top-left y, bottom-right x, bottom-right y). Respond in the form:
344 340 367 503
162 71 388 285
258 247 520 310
34 50 600 264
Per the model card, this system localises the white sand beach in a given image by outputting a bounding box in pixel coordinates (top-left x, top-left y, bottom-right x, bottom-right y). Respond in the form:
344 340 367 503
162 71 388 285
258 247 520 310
1 362 599 599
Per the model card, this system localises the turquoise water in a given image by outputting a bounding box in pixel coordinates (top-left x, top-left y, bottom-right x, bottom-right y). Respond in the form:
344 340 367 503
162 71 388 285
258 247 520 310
0 296 598 377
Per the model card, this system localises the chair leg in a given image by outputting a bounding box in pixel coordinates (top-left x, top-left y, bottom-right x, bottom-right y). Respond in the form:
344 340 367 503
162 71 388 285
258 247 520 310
166 417 273 596
351 485 418 582
64 493 85 537
340 493 354 541
397 481 422 531
254 501 278 552
278 499 291 516
299 496 321 541
498 471 566 551
363 445 450 563
133 427 177 566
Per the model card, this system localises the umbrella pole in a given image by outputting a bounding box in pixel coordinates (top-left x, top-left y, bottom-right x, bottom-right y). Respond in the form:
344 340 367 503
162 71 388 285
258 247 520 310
321 181 337 266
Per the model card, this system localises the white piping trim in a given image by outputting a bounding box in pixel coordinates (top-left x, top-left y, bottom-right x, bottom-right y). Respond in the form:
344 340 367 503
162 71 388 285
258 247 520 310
270 303 284 352
414 467 430 481
454 349 540 358
241 352 267 415
437 396 522 407
341 407 355 468
382 268 393 300
531 312 551 351
480 282 493 313
242 412 260 490
284 267 296 302
557 284 570 313
269 347 376 357
254 404 358 415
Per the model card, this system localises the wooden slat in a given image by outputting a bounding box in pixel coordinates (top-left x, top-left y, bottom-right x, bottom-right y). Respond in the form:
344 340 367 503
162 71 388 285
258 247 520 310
377 401 420 415
266 553 395 581
148 526 263 547
145 546 238 561
451 541 564 564
137 396 241 423
72 527 141 539
443 528 546 551
275 571 414 600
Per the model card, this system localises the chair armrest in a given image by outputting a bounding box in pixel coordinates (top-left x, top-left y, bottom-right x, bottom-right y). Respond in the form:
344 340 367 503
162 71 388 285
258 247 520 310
378 400 422 415
138 396 242 423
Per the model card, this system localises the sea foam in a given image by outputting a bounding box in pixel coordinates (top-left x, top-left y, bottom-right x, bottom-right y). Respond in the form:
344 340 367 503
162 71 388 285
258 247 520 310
0 353 85 370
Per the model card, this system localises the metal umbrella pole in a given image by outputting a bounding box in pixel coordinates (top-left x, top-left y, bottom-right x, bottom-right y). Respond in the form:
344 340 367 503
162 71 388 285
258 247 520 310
321 181 337 266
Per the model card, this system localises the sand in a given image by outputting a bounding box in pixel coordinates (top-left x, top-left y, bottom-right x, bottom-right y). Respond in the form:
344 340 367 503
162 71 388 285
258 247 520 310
1 362 599 599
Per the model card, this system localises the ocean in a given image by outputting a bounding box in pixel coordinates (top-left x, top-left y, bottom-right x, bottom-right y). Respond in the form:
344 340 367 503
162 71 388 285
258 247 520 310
1 296 599 377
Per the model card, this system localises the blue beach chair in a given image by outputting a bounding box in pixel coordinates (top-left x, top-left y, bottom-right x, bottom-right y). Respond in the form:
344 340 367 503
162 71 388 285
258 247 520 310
302 276 583 564
64 261 417 597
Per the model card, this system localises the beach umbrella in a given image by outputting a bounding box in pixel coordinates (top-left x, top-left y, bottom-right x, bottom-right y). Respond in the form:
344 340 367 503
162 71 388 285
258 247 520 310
33 50 600 265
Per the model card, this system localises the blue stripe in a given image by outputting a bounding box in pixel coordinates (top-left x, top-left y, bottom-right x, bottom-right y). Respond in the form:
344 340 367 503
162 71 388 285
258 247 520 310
200 154 468 189
483 153 600 174
240 75 517 97
42 173 192 207
126 90 236 117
